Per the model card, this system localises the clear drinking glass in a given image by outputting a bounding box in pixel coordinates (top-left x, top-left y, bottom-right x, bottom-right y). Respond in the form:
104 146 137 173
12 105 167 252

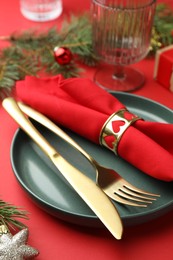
20 0 63 22
92 0 156 92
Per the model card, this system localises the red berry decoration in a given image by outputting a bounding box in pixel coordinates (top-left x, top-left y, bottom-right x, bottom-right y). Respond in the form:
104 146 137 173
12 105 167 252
54 46 73 65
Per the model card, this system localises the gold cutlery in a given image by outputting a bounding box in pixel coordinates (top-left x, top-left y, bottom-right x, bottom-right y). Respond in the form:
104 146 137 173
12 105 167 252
17 101 160 207
2 97 123 240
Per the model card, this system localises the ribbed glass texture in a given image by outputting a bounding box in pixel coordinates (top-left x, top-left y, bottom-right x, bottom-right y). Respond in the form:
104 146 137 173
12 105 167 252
92 0 156 65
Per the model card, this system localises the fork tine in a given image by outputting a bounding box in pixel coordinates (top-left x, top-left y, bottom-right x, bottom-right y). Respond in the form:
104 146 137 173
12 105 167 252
116 189 153 203
123 182 160 198
106 192 148 207
121 186 157 201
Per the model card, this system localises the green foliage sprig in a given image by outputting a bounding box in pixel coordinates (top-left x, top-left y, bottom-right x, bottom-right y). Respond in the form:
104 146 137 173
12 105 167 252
0 14 97 91
0 200 28 232
150 3 173 54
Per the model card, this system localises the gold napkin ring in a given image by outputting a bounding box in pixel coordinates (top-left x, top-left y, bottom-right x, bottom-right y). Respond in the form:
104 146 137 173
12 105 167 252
99 109 142 155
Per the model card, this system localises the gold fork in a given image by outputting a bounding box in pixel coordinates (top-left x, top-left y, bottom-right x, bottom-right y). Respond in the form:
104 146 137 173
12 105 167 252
18 101 160 207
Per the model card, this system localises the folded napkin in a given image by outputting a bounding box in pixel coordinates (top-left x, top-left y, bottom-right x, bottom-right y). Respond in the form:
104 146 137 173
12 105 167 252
15 75 173 181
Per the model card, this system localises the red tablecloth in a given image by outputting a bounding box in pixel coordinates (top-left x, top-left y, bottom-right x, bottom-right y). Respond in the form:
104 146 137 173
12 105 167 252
1 1 173 259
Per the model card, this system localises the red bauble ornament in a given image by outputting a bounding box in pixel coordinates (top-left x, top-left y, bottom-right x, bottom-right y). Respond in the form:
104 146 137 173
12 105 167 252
54 46 73 65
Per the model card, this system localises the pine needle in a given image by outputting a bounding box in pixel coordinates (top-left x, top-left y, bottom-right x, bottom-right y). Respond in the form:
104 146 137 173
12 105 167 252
0 14 97 91
0 200 28 232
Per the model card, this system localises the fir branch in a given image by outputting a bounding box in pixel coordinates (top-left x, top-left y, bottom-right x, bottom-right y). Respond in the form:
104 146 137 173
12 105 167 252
0 14 97 91
0 200 28 232
0 46 38 90
60 14 97 66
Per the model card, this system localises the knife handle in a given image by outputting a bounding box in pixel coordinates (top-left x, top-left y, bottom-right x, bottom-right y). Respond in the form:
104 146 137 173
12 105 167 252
2 97 57 158
17 101 96 164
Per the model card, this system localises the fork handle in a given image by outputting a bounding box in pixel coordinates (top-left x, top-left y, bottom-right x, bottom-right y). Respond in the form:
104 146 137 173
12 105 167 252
2 97 57 158
18 101 96 165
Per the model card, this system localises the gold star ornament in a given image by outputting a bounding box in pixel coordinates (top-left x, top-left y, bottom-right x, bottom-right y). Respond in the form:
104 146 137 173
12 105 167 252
0 226 39 259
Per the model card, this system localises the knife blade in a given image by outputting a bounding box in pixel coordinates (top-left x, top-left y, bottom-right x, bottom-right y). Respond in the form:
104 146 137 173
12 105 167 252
2 97 123 240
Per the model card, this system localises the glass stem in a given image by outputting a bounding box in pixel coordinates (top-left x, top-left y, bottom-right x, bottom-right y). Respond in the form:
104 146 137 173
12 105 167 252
112 65 125 80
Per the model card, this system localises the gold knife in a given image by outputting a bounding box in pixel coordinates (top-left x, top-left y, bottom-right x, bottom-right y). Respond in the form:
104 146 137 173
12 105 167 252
2 97 123 240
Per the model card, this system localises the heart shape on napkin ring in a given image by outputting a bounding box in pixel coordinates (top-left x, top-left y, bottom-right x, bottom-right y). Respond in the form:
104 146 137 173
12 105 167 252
99 109 142 155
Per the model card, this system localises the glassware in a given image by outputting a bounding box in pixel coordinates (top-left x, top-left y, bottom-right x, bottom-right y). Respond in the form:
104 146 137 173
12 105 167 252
20 0 63 22
91 0 156 92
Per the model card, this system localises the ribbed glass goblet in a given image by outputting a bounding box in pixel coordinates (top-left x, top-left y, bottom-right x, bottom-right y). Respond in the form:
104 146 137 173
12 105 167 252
92 0 156 92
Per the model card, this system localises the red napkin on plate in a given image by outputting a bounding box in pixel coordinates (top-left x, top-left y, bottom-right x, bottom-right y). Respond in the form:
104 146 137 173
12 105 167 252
15 75 173 181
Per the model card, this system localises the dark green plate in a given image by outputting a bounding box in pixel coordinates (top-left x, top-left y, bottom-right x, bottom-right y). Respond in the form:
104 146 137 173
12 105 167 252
10 92 173 227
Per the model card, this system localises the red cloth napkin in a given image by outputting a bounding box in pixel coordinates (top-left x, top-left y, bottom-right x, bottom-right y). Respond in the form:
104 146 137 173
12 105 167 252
15 75 173 181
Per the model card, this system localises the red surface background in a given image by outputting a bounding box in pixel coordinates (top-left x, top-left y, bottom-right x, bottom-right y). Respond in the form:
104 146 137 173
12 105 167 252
1 0 173 259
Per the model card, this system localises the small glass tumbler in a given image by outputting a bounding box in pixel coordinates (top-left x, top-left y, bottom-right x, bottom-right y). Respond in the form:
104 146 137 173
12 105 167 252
91 0 156 92
20 0 63 22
